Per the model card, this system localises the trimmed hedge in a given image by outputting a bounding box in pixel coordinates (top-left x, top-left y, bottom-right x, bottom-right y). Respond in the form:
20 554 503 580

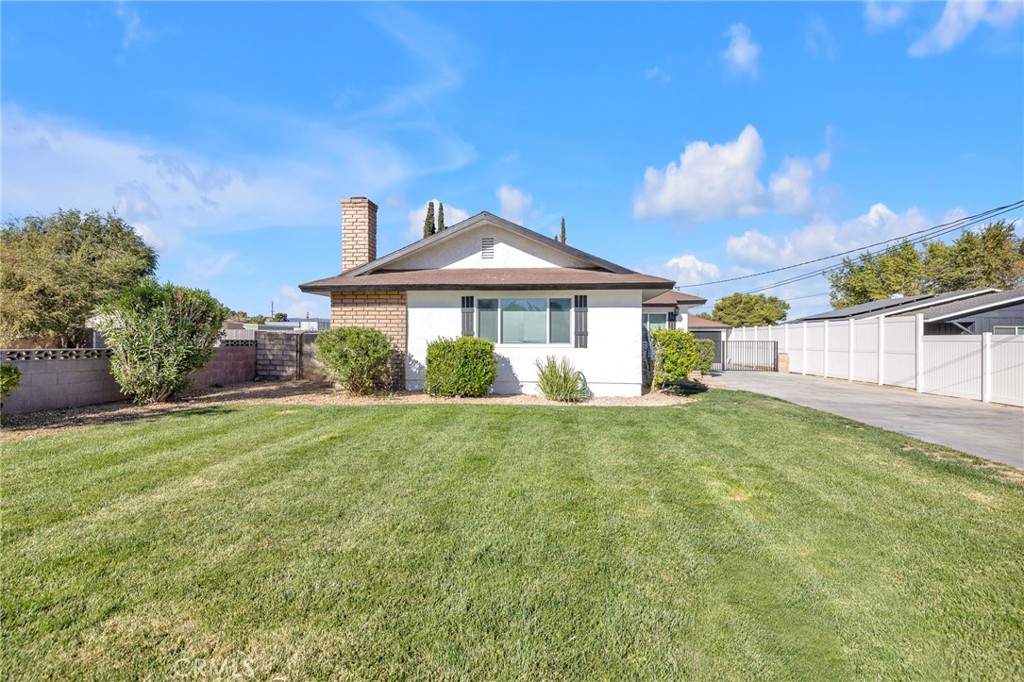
316 327 395 395
695 338 715 375
651 329 698 388
535 355 590 403
425 337 497 397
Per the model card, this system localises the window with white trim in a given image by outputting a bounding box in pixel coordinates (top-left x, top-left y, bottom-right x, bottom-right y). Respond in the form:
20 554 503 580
643 312 668 331
993 326 1024 335
476 297 572 344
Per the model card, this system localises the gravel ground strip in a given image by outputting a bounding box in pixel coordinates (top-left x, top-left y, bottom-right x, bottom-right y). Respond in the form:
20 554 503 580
1 380 697 442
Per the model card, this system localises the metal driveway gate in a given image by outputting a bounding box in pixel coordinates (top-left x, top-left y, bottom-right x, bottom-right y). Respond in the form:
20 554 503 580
724 340 778 371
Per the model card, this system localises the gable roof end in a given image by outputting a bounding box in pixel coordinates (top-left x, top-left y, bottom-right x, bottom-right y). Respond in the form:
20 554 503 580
344 212 633 277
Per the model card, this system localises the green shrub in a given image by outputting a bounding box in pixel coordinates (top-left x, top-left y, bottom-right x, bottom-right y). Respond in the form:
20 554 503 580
651 329 698 389
1 363 21 421
0 363 21 400
695 338 715 375
316 327 395 395
96 278 229 403
425 337 497 397
535 355 590 402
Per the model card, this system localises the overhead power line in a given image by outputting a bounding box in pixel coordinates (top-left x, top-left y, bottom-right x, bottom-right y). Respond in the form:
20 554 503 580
674 200 1023 289
735 201 1023 296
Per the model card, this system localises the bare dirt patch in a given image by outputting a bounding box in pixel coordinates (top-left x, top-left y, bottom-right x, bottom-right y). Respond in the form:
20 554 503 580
1 380 696 442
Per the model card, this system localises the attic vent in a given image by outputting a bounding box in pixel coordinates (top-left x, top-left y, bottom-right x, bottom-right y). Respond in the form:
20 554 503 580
481 237 495 259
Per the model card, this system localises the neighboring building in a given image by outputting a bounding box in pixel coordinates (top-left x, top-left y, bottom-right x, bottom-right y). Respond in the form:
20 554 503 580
787 287 1024 335
241 319 330 332
789 288 998 324
299 197 680 396
641 291 707 332
919 289 1024 335
686 316 733 344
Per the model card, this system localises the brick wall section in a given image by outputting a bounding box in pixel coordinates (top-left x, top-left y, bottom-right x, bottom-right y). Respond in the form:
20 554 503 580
330 290 407 387
341 197 377 272
1 345 256 415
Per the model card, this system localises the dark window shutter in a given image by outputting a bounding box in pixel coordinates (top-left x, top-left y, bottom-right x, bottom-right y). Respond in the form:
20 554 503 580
573 295 588 348
461 296 475 336
668 310 677 330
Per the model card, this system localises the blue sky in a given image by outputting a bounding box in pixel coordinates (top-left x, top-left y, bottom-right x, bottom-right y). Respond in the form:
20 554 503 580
3 1 1022 319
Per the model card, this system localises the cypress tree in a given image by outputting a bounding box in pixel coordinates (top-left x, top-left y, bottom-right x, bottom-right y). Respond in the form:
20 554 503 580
423 201 436 238
438 202 445 231
560 216 566 244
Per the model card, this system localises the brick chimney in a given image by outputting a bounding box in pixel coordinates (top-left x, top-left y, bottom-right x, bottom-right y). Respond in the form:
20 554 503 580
341 197 377 271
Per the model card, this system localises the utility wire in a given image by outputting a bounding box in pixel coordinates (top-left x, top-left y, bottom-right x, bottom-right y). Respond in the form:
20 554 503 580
674 200 1023 289
737 205 1021 296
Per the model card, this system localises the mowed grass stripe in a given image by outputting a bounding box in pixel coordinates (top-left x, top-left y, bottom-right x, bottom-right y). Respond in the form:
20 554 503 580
2 390 1022 680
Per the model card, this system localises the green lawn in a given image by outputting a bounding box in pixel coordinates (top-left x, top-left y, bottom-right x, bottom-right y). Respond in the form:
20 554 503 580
2 390 1023 680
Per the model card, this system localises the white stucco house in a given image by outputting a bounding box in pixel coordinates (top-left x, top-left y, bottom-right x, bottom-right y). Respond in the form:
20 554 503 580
300 197 705 397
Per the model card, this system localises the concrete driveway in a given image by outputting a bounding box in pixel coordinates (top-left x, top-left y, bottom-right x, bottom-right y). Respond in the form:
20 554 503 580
711 372 1023 468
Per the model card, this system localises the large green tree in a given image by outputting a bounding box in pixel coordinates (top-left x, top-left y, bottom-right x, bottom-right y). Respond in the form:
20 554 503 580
1 209 157 347
712 293 791 327
828 221 1024 308
437 202 446 231
560 217 566 244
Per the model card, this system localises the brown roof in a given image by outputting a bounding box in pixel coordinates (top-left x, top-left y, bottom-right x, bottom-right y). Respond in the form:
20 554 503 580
686 316 731 329
300 268 674 293
643 291 708 306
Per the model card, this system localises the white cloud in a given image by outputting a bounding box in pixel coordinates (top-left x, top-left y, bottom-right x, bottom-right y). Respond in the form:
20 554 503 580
113 2 154 49
405 199 470 240
909 0 1023 56
806 15 839 59
634 125 829 222
644 66 672 84
657 254 722 285
497 185 533 225
722 24 761 78
725 202 934 268
865 1 910 30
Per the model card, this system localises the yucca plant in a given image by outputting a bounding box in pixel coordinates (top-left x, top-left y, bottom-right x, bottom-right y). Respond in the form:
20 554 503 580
535 355 590 402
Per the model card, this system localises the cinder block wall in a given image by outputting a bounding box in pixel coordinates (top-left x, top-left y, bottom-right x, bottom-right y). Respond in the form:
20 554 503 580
1 344 257 415
191 345 257 388
330 290 407 386
1 352 125 414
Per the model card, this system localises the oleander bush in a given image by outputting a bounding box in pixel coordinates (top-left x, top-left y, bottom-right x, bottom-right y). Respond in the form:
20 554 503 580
695 338 715 376
425 337 497 397
651 329 698 389
316 327 395 395
535 355 590 402
96 278 228 403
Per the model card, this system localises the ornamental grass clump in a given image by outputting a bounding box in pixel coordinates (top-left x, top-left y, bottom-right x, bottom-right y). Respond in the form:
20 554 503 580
651 329 698 389
425 337 497 397
535 355 590 402
315 327 395 395
96 278 228 403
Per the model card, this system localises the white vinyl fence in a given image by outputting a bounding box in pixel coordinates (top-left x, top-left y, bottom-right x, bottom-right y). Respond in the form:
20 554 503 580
731 314 1024 407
